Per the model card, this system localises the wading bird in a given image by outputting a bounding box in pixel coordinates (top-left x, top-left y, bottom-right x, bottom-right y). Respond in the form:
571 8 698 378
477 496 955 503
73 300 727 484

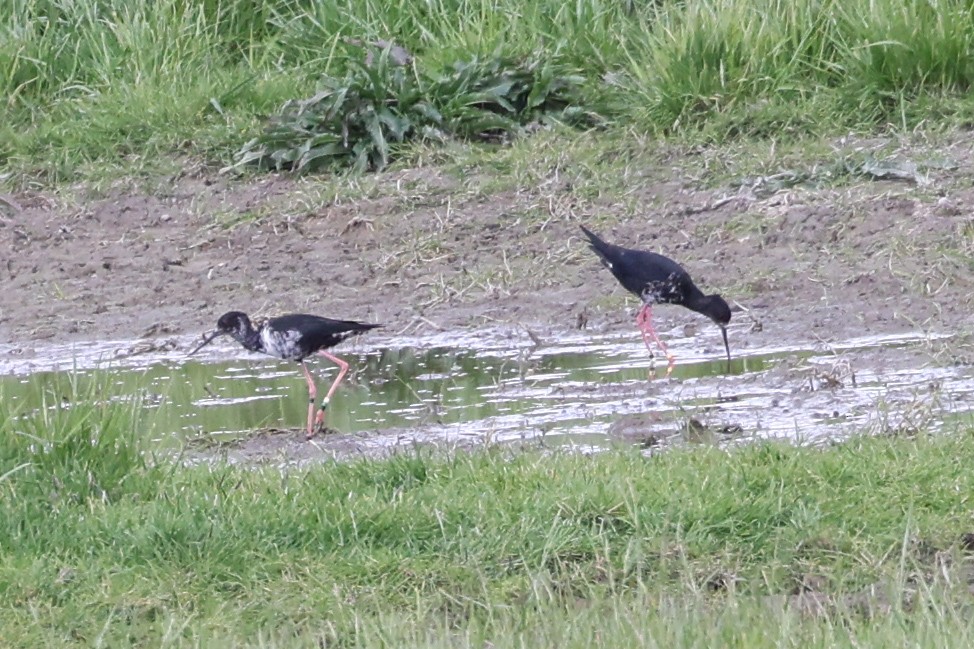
579 225 731 374
189 311 381 438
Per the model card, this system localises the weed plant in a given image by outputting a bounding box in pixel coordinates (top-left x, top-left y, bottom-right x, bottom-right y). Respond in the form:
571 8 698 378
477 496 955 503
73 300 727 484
231 47 597 173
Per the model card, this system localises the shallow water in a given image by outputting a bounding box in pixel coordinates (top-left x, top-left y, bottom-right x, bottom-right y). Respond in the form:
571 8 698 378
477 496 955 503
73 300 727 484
1 327 970 455
0 339 753 444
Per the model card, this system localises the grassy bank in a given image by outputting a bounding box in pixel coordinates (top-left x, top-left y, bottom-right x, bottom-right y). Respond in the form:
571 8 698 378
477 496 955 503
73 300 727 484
3 381 974 646
4 0 974 183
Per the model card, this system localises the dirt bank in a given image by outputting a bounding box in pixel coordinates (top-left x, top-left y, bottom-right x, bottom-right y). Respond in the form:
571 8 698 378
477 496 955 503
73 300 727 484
3 135 974 357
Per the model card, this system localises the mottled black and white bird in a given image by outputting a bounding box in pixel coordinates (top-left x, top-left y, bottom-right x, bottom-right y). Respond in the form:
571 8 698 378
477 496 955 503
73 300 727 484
189 311 381 438
579 225 731 374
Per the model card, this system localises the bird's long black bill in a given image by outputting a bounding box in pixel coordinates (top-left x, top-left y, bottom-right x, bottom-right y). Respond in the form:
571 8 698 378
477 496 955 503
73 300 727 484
188 330 224 356
720 326 731 373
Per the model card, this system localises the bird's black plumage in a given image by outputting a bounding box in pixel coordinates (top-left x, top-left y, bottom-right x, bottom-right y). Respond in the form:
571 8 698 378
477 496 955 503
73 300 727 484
579 225 731 371
190 310 382 438
579 225 730 324
210 312 381 361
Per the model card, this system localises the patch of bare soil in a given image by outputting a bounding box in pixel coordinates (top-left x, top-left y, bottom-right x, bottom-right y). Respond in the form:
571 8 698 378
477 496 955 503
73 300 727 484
4 136 974 462
2 136 974 362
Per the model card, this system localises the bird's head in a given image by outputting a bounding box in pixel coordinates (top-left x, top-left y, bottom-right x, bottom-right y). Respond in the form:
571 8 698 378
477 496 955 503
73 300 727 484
705 295 731 326
189 311 253 355
216 311 252 336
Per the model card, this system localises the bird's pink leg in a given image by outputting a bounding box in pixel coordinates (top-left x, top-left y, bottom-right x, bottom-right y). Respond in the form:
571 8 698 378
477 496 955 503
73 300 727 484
300 362 318 437
636 304 676 375
309 350 350 439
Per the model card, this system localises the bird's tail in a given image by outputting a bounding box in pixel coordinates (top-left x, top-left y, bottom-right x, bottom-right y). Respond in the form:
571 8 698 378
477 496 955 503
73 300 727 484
578 224 617 267
331 321 382 344
343 321 383 333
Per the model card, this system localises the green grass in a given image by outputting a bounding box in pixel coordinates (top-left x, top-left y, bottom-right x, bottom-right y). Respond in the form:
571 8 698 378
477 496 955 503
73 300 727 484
3 377 974 646
4 0 974 184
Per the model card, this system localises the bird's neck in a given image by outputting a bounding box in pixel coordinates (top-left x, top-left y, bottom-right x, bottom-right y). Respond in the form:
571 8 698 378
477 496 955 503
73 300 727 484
231 323 263 353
